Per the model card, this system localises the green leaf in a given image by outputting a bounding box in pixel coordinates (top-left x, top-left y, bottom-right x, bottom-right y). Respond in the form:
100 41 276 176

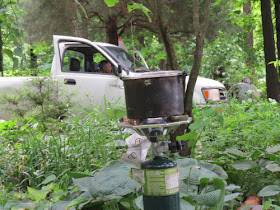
41 174 56 185
177 131 198 141
180 199 195 210
104 0 119 7
76 8 82 23
14 47 22 57
225 149 245 159
230 160 258 170
3 49 13 59
188 139 198 147
265 163 280 172
189 120 210 131
225 149 243 156
176 158 198 180
67 198 89 209
120 200 130 208
225 184 241 191
258 185 280 197
202 108 218 117
27 186 51 201
127 3 151 22
224 193 240 202
213 178 225 210
74 0 88 18
265 153 278 161
73 160 140 197
135 196 143 210
266 145 280 154
189 190 221 207
109 103 127 119
67 172 93 178
200 162 228 179
217 112 224 126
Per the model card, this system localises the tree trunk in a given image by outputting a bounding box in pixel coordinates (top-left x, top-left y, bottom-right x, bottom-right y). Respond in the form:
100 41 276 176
184 0 211 116
171 0 211 156
243 1 253 48
243 1 254 73
274 0 280 73
30 48 37 76
155 0 180 70
0 25 3 76
74 17 88 39
106 17 118 45
261 0 280 101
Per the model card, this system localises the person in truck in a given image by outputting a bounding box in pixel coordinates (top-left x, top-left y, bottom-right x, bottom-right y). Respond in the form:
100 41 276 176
100 60 113 74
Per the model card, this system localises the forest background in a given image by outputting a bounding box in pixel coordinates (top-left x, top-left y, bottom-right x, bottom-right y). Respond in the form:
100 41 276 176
2 0 280 209
0 0 272 89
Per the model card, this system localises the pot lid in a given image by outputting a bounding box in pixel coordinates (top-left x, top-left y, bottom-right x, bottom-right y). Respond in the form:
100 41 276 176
122 70 183 80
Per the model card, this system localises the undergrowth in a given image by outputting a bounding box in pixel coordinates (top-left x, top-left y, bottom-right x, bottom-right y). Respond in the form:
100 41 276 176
2 97 280 208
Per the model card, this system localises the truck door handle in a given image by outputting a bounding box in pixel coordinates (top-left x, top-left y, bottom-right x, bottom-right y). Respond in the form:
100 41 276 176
64 79 76 85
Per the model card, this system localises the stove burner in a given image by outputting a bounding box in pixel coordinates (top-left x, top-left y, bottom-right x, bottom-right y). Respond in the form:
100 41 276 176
119 115 192 141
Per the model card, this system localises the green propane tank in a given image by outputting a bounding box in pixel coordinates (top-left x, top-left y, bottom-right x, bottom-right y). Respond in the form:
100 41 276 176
141 156 180 210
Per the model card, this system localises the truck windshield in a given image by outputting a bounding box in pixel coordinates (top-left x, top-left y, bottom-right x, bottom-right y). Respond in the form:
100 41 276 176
104 46 147 72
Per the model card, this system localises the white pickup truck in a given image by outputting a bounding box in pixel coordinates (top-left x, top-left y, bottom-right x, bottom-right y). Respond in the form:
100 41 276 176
0 35 227 119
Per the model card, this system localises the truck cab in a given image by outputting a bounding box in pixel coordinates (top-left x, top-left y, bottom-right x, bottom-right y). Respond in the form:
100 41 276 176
52 35 227 108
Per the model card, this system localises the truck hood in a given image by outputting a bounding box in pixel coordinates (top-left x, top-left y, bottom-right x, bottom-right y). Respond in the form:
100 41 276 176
0 77 35 93
186 76 225 89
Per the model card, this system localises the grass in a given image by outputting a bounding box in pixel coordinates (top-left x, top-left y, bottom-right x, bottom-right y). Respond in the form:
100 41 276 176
2 98 280 208
0 106 126 192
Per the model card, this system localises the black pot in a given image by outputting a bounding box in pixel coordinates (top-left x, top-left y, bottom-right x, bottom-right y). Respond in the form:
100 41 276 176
122 71 185 119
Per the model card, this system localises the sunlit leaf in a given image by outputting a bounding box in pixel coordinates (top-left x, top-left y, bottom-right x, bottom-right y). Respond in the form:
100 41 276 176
177 131 198 141
224 193 240 202
265 163 280 172
104 0 119 7
189 120 210 131
127 3 151 22
230 160 257 170
135 196 143 210
41 174 56 185
180 199 195 209
189 190 221 206
67 198 89 209
76 8 82 23
27 186 51 201
3 49 13 59
73 160 140 197
258 185 280 197
266 145 280 154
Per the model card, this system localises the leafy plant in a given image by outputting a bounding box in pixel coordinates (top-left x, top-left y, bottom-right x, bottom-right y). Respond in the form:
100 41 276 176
0 77 75 130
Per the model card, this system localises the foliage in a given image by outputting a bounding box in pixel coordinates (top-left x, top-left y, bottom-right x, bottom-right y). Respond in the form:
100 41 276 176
3 97 280 208
200 32 264 88
0 101 126 193
0 77 74 129
177 158 239 209
183 98 280 206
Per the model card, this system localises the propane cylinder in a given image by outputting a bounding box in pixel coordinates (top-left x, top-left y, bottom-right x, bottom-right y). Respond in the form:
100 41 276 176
141 156 180 210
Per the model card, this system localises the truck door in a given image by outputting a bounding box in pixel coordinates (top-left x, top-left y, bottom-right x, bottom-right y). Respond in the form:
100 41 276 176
52 35 125 108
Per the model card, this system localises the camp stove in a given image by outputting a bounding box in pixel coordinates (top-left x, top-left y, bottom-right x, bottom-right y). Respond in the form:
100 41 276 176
119 115 191 156
119 71 192 210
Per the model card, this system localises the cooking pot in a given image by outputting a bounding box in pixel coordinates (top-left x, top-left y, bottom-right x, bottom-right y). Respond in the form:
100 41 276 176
122 71 185 119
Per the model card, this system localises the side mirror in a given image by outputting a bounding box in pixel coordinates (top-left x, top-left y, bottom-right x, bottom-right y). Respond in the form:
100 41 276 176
113 65 120 76
118 65 122 74
113 65 125 76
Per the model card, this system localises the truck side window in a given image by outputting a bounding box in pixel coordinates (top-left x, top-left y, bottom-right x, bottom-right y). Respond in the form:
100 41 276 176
63 50 85 72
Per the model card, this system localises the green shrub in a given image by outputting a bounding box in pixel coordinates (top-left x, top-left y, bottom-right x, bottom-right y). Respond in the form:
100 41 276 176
0 77 75 130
